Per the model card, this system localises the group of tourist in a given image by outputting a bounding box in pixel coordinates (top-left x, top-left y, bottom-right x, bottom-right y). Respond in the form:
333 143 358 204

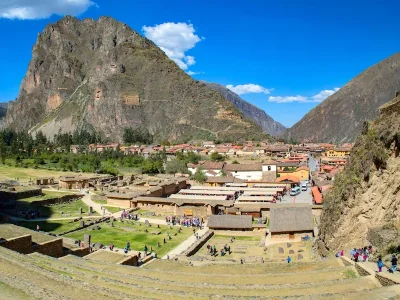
349 246 373 262
336 246 398 274
206 244 231 257
120 210 139 220
165 215 203 228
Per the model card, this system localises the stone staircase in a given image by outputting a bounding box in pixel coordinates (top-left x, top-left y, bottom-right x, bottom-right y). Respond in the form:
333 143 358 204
0 246 399 299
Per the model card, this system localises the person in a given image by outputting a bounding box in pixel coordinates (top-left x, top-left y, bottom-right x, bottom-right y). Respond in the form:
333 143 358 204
287 256 291 264
354 251 359 262
340 250 344 256
126 242 130 251
350 248 355 260
391 254 398 273
36 224 40 232
144 245 148 254
377 257 384 273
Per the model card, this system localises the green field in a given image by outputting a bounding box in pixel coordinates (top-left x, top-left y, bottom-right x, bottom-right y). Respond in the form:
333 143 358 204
18 191 76 203
12 199 99 219
65 221 192 257
17 219 82 234
103 206 124 214
0 164 95 182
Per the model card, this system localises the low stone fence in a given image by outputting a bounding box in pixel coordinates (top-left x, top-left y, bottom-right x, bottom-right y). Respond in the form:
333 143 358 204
118 255 138 266
66 247 91 257
182 230 214 257
0 188 42 201
33 238 64 258
375 272 400 286
340 256 354 266
0 234 63 258
30 194 83 207
0 234 32 254
355 262 374 276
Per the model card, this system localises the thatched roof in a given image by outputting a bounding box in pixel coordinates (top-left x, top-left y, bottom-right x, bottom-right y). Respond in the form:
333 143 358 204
269 206 313 233
207 215 252 229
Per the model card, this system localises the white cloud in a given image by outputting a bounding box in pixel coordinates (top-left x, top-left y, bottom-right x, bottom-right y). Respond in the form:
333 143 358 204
226 84 273 95
311 88 340 102
187 70 204 76
268 95 308 103
268 87 340 103
142 22 203 71
0 0 96 20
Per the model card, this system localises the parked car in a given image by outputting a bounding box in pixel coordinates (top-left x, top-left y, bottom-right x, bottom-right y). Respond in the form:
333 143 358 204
290 186 301 196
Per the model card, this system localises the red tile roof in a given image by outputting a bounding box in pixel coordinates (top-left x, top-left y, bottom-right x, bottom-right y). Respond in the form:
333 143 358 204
312 186 323 204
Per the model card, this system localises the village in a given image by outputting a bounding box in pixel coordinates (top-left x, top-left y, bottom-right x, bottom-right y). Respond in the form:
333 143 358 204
0 141 354 260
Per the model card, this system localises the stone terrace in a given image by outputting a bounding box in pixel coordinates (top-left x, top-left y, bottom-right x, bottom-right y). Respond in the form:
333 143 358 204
0 245 399 299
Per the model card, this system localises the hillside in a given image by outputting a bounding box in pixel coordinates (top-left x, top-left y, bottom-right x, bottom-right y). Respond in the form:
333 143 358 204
5 16 264 142
318 94 400 255
204 82 286 136
284 52 400 143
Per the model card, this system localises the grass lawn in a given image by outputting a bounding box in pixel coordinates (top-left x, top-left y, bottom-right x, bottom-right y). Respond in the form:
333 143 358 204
213 234 261 241
0 164 95 182
11 199 99 219
18 191 76 203
65 221 192 257
17 219 82 234
136 209 170 220
103 206 124 214
92 199 107 205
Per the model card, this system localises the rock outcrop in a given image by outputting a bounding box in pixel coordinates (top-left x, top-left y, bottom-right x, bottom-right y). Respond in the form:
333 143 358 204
6 16 265 142
204 82 286 136
284 52 400 143
318 94 400 254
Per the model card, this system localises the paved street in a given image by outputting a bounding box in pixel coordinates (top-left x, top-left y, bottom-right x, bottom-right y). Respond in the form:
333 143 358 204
280 186 313 204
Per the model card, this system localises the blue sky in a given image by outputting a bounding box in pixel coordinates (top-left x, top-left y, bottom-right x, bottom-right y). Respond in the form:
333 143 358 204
1 0 400 127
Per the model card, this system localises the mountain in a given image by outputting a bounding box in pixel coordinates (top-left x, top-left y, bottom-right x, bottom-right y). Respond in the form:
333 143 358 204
0 102 8 119
318 94 400 255
284 53 400 143
5 16 265 142
204 82 286 136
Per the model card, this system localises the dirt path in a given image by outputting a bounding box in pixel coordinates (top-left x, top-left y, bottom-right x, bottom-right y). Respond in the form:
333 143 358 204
162 226 209 259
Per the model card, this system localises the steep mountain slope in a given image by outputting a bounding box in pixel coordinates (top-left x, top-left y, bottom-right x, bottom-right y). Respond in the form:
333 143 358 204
5 16 264 142
0 102 8 119
318 94 400 254
204 82 286 136
284 53 400 143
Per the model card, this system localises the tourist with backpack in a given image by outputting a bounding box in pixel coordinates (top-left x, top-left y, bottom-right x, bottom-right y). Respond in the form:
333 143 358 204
390 254 398 273
377 257 384 272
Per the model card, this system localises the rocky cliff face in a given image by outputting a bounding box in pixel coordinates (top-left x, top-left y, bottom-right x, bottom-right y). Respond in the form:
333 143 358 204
318 95 400 254
284 53 400 143
204 82 286 136
6 16 264 142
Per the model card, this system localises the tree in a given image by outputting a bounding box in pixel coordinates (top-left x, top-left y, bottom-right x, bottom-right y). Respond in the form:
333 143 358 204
221 170 227 177
192 167 207 184
210 152 224 162
232 160 240 164
165 159 188 174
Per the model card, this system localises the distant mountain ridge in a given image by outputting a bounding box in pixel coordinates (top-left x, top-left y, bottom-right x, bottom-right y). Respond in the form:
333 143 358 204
284 52 400 143
204 82 286 136
5 16 265 142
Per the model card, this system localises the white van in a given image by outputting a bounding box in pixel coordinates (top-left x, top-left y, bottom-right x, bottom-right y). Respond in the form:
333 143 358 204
301 183 307 191
290 186 301 196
